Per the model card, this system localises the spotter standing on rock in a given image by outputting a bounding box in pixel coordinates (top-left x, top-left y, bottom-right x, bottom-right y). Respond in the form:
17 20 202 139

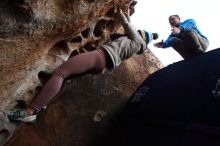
154 15 208 59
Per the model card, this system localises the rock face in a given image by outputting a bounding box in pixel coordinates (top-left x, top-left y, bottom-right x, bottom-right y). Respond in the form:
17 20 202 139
0 0 163 145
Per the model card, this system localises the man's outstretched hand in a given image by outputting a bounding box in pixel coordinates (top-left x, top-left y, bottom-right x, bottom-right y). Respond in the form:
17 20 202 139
154 40 164 48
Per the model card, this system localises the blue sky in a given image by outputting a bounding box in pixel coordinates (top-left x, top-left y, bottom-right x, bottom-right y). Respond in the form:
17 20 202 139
131 0 220 66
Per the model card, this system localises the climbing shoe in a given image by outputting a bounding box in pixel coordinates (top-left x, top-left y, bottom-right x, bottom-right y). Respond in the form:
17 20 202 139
7 108 36 123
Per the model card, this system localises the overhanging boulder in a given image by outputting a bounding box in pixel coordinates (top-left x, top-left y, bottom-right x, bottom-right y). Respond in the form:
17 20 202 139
0 0 163 145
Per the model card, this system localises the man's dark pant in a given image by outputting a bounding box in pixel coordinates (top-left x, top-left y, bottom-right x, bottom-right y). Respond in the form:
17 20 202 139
169 30 209 59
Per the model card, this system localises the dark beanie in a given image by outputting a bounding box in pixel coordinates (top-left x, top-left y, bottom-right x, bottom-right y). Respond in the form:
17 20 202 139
152 33 159 40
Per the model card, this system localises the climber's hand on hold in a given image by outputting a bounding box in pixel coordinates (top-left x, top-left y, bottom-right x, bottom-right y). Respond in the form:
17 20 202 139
116 8 129 24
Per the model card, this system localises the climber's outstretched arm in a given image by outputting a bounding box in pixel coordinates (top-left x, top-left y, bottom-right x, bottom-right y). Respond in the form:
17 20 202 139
116 9 145 49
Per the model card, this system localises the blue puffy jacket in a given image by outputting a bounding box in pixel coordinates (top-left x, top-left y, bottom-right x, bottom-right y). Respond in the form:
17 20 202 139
163 19 208 48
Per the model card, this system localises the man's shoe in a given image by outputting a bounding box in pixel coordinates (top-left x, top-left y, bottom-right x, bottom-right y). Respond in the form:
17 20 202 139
7 108 36 123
